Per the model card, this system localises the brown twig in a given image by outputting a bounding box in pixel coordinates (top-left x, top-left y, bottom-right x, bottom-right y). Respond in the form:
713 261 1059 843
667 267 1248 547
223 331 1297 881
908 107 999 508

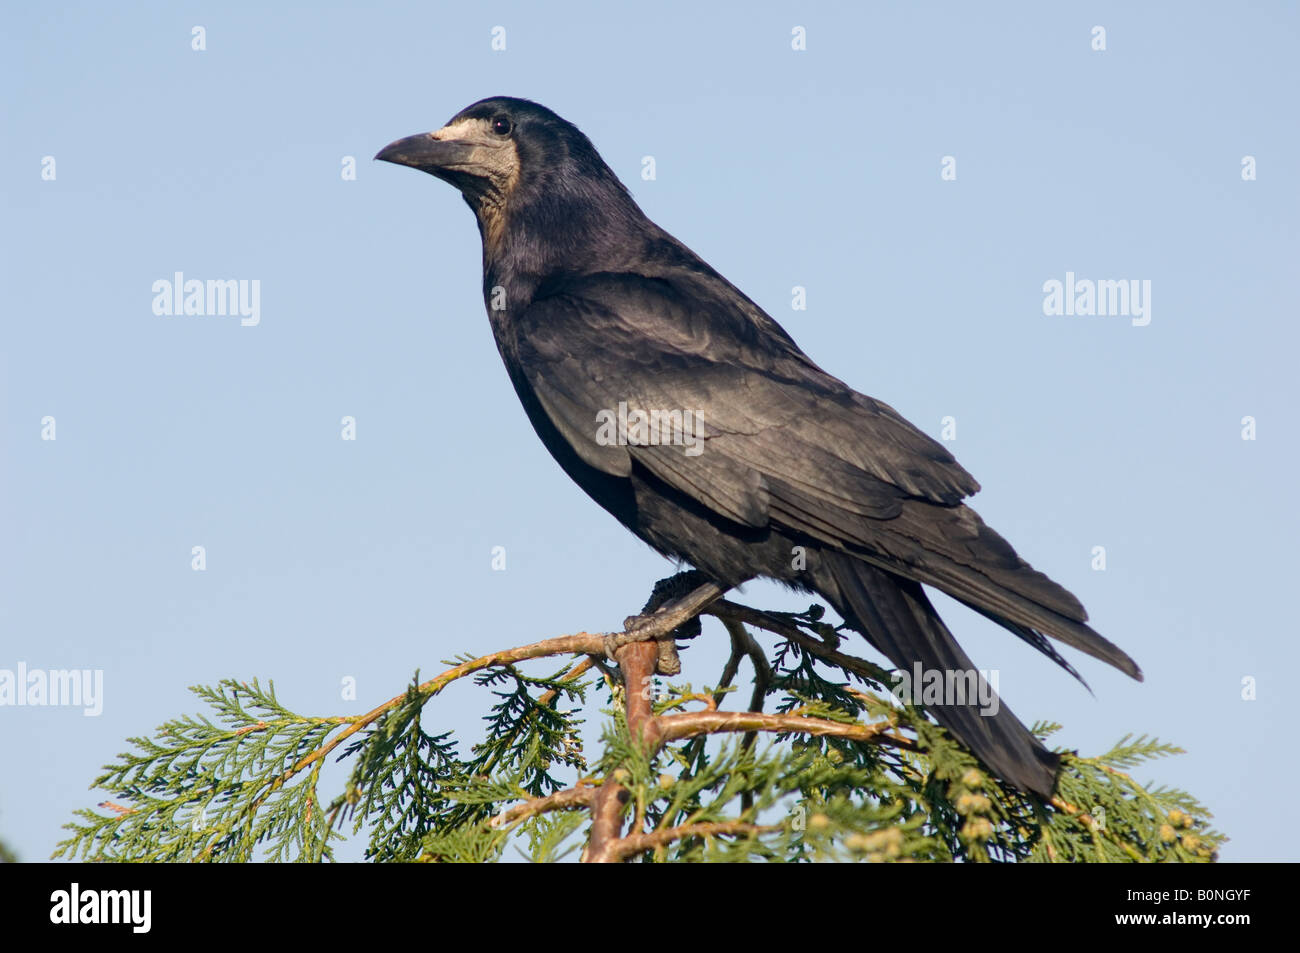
606 821 782 862
719 618 771 736
537 657 596 707
658 710 903 746
706 600 888 685
488 784 598 830
710 639 744 710
720 617 772 813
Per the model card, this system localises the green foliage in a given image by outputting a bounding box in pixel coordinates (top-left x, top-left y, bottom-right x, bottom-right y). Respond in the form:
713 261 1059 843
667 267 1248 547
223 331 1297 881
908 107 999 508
57 680 339 862
338 674 460 862
335 663 588 862
56 607 1223 863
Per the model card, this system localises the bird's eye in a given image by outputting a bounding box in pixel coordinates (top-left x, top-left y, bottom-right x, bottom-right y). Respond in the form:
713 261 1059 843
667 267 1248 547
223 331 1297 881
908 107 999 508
491 116 513 137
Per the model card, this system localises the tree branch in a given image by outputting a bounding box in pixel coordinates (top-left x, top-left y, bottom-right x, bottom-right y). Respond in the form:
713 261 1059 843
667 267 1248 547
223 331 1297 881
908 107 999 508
607 821 782 862
706 600 891 684
254 632 609 813
583 641 659 862
488 784 598 830
658 710 904 747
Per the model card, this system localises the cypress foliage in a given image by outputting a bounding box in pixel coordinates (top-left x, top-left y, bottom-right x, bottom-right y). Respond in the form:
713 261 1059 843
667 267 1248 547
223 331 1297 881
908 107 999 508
55 599 1221 863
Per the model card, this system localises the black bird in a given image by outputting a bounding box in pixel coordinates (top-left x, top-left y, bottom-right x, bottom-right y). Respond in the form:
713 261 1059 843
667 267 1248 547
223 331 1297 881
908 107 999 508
376 97 1142 798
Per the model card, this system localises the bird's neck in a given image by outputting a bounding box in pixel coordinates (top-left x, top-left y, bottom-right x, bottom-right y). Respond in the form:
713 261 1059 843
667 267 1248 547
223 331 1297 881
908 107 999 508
480 179 650 287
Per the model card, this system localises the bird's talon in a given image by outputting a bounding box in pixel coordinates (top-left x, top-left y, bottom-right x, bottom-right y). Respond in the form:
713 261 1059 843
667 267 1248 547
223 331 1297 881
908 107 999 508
655 639 682 676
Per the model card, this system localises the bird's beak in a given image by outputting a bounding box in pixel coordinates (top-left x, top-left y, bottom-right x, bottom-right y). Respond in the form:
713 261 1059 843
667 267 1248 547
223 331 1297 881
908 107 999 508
374 132 478 174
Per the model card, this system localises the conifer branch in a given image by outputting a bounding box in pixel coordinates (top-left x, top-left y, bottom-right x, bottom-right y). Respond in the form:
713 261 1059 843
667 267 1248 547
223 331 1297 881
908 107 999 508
656 710 903 746
607 821 784 862
487 784 598 829
55 590 1224 864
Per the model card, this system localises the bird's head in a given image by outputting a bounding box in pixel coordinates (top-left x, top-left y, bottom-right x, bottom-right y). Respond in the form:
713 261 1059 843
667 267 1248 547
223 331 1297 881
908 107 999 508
376 97 643 267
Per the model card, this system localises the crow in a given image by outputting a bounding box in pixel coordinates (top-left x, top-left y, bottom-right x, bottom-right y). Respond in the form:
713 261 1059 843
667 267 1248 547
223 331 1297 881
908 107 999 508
376 97 1142 798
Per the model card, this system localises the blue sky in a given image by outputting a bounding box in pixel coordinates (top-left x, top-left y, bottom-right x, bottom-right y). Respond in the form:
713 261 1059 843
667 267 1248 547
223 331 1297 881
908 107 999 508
2 1 1296 862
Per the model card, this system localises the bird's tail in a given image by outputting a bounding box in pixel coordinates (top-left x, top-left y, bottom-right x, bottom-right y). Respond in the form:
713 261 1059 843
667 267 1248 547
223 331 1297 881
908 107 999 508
811 551 1060 798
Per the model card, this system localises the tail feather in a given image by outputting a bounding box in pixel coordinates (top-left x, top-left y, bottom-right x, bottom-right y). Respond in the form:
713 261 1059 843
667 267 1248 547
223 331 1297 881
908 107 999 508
812 551 1061 798
883 502 1144 681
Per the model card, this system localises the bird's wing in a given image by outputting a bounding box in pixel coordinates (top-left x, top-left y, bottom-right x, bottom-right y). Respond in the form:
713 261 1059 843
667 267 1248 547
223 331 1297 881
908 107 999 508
515 272 1141 681
518 272 979 521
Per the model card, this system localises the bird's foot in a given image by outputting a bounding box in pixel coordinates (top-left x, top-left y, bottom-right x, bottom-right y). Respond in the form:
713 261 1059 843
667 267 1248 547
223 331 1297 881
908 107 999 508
602 571 726 676
603 617 683 676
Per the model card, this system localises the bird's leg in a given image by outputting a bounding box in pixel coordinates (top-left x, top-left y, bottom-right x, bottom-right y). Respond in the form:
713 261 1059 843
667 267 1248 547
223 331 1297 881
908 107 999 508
604 570 726 676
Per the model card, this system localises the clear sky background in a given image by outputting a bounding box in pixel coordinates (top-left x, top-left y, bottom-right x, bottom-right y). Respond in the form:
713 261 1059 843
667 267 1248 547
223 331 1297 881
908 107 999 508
2 1 1296 862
